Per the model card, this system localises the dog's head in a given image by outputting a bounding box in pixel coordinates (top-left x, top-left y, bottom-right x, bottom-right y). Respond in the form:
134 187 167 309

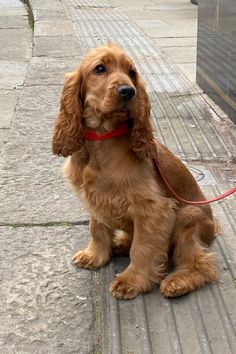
52 43 154 158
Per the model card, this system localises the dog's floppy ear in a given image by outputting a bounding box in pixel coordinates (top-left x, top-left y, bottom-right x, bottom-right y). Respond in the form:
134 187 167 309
131 77 156 159
52 69 84 157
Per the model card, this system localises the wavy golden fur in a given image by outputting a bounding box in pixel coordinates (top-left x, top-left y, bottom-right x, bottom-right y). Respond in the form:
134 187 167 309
52 43 218 299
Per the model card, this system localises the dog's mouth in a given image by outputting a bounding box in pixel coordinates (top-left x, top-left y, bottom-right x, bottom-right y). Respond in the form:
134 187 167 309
112 108 130 121
98 107 132 132
110 99 133 118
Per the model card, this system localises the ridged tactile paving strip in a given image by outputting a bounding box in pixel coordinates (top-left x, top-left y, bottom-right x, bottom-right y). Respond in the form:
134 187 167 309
101 231 236 354
150 93 232 161
63 0 236 162
100 185 236 354
75 7 123 21
68 0 114 8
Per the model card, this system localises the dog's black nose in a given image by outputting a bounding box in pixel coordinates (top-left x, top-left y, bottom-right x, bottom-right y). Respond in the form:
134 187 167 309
117 85 135 101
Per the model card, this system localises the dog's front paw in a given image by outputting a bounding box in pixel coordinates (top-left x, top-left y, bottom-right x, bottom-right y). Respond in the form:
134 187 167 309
109 276 140 300
160 276 188 298
72 250 95 269
72 248 110 269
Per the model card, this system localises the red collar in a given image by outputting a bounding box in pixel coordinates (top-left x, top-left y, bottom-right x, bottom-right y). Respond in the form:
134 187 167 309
84 122 131 141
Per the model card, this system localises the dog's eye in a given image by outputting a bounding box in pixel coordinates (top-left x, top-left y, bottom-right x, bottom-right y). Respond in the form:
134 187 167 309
129 69 137 80
94 64 106 74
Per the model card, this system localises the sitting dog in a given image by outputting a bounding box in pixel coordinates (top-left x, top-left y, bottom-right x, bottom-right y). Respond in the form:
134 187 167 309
52 43 218 299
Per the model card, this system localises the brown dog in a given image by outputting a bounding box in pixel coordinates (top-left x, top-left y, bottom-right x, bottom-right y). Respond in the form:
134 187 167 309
52 43 218 299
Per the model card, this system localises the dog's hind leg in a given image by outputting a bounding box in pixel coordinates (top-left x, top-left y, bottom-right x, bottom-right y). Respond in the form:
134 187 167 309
160 206 218 298
112 230 133 257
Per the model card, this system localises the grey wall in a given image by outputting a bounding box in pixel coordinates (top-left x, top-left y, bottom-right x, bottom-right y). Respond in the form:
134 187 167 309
197 0 236 123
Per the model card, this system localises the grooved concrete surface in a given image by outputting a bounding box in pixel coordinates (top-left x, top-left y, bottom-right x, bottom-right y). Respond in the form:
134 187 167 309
0 0 236 353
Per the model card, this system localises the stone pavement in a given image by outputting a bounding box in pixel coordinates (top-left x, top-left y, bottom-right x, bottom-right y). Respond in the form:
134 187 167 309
0 0 236 353
0 0 31 150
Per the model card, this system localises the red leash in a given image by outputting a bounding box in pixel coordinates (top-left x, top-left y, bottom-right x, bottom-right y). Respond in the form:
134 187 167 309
84 124 236 205
153 158 236 205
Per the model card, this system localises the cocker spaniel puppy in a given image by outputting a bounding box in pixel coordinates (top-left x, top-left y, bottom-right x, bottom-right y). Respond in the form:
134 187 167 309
52 43 218 299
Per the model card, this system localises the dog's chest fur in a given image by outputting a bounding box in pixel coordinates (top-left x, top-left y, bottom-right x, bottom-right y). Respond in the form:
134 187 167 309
84 184 130 227
81 160 134 228
64 143 159 228
63 155 131 228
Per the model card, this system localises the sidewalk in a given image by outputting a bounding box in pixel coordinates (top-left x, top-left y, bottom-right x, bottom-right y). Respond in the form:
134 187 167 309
0 0 236 353
0 0 31 150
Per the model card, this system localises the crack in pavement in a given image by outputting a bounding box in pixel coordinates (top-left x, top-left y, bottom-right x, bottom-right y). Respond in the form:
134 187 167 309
0 220 89 228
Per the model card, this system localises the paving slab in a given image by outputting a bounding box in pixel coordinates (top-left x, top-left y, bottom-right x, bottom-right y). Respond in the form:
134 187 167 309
162 46 197 64
0 28 32 61
111 7 197 22
30 0 65 11
33 35 83 58
0 225 95 354
16 84 61 113
0 6 27 15
133 19 197 38
25 57 82 86
176 62 196 82
0 139 88 224
0 14 28 28
0 61 29 89
145 3 196 11
6 109 56 143
156 37 197 47
33 8 68 21
0 0 21 7
0 128 7 146
0 89 20 127
34 20 75 36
